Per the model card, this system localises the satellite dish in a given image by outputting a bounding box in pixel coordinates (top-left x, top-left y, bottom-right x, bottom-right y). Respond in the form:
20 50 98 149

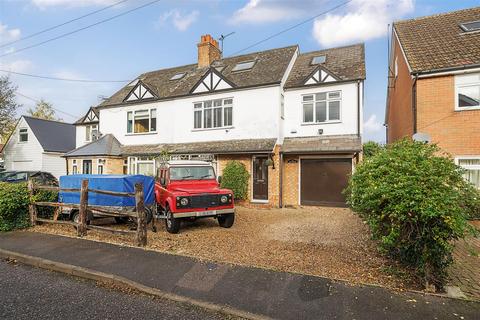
413 132 431 143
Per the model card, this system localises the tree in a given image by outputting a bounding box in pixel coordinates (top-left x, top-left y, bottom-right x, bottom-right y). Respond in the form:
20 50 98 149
0 76 21 143
220 161 250 200
27 99 61 121
346 139 478 289
362 141 383 158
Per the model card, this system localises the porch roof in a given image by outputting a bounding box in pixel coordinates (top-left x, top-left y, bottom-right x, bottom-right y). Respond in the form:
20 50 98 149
281 135 361 154
64 134 122 157
122 138 277 156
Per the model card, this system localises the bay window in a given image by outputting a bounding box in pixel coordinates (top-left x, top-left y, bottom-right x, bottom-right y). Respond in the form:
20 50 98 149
128 156 156 176
127 108 157 134
457 157 480 188
302 91 341 123
194 98 233 129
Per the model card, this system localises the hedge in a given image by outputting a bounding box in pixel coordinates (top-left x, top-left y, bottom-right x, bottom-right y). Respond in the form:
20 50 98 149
0 182 57 232
346 139 477 288
220 161 250 200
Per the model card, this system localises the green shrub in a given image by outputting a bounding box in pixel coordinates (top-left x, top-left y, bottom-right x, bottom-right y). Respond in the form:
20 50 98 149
220 161 250 200
363 141 384 158
346 139 476 288
0 182 58 232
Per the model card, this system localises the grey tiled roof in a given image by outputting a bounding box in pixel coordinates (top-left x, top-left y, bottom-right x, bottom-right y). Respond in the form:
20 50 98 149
99 46 298 107
394 7 480 73
285 44 365 88
122 138 277 155
65 134 122 157
282 135 361 154
24 116 76 153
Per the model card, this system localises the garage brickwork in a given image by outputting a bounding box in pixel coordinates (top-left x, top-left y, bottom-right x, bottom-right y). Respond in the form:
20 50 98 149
67 157 124 175
416 75 480 157
282 155 299 207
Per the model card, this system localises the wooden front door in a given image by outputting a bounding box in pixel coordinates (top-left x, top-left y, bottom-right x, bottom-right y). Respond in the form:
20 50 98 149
253 156 268 201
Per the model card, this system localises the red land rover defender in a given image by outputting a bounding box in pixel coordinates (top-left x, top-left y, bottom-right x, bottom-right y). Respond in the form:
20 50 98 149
155 160 235 234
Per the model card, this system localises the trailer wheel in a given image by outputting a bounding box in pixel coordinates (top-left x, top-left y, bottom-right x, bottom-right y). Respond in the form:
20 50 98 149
218 213 235 228
165 206 180 234
114 217 129 224
71 210 90 226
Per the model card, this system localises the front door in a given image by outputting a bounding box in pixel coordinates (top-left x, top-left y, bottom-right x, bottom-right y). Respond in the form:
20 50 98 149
253 156 268 201
82 160 92 174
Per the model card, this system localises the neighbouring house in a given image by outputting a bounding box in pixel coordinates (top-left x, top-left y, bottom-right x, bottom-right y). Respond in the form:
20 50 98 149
66 34 365 207
2 116 76 178
385 7 480 189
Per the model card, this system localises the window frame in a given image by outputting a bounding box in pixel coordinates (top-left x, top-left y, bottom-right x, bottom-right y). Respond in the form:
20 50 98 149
455 82 480 111
19 128 28 143
192 98 234 131
232 60 256 72
126 108 157 134
85 124 98 142
301 91 342 125
127 156 156 176
455 156 480 189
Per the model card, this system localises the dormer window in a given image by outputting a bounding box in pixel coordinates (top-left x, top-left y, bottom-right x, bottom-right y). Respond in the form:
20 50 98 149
170 73 186 80
311 55 326 65
232 60 255 72
460 20 480 32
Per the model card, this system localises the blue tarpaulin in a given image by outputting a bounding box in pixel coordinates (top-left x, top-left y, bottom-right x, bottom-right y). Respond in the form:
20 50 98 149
59 175 155 207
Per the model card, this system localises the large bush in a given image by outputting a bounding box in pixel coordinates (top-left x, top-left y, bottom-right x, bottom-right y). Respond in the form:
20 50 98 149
362 141 384 158
346 139 477 288
0 182 58 232
220 161 250 200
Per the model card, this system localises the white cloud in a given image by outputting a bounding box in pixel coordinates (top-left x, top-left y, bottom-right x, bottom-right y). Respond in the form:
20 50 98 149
0 59 33 73
231 0 324 24
313 0 414 47
363 114 383 133
157 9 199 31
0 22 21 45
31 0 117 8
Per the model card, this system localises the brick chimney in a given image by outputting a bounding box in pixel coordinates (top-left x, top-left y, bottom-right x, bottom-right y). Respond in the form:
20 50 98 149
197 34 221 68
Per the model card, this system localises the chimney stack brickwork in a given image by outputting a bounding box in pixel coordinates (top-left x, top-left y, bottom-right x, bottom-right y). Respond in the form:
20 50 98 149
197 34 221 68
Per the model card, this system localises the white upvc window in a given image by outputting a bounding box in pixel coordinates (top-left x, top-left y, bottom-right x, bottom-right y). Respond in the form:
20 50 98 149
97 159 105 175
455 73 480 111
302 91 341 124
127 108 157 134
128 156 156 176
193 98 233 130
72 159 78 175
19 128 28 142
456 157 480 188
85 124 98 142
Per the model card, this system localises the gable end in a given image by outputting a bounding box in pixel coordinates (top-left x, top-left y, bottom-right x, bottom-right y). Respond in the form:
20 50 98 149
190 68 235 94
304 66 340 85
124 80 157 102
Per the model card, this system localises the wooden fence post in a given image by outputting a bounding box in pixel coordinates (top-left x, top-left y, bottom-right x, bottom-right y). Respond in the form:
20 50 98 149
135 183 147 247
28 180 37 226
77 179 88 237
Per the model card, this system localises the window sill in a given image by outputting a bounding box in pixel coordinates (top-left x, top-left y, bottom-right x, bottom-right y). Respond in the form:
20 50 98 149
191 126 234 132
301 121 341 126
125 131 157 136
454 106 480 112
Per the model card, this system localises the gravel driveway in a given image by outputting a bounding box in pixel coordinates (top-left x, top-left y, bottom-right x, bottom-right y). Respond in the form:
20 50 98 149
32 206 412 290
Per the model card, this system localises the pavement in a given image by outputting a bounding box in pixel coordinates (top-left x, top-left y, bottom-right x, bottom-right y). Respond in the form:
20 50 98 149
0 259 235 320
0 231 479 320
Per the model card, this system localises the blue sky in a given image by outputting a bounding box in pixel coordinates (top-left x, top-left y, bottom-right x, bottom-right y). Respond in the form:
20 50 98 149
0 0 478 142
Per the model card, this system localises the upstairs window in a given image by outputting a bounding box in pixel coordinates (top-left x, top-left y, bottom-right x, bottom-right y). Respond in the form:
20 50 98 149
127 109 157 134
456 74 480 111
232 61 255 72
194 98 233 129
85 124 98 142
302 91 341 124
19 128 28 142
460 21 480 32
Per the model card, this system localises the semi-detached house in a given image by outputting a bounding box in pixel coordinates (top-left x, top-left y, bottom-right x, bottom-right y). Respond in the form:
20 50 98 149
66 35 365 207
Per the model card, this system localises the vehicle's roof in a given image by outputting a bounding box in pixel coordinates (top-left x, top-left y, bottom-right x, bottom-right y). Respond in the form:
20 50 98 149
165 160 212 166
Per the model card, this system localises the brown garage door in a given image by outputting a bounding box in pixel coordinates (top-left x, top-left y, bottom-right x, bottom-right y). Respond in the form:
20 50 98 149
300 158 352 207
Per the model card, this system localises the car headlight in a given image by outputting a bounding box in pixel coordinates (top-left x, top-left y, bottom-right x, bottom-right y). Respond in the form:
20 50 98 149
180 198 189 206
220 195 228 203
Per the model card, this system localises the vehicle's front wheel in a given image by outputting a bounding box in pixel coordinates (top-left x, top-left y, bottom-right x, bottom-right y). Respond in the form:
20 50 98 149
165 206 180 234
218 213 234 228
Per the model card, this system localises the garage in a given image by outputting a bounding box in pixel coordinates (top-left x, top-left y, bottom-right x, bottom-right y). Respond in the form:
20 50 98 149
12 160 34 171
300 158 352 207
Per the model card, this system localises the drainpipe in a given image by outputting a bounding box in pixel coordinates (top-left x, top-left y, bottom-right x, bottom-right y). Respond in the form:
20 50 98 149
412 74 418 134
356 80 361 137
279 152 284 208
65 158 69 175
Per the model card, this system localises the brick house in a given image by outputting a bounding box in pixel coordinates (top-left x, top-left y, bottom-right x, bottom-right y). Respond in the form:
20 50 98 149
66 35 365 207
385 7 480 188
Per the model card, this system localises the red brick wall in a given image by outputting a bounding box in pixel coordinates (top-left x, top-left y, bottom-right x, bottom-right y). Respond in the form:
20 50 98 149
386 34 414 143
416 76 480 156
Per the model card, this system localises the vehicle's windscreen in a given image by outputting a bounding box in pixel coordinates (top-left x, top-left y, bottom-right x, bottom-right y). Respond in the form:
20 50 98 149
0 172 14 180
170 166 215 180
